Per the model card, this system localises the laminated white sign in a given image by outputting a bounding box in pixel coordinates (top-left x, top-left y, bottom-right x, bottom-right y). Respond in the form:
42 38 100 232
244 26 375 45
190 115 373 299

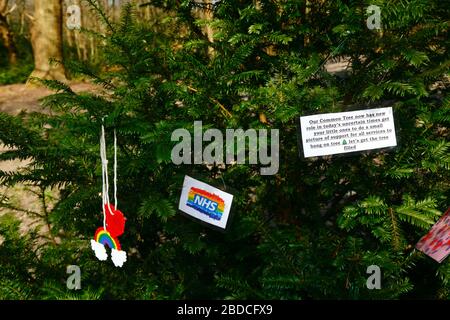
299 107 397 158
179 176 234 230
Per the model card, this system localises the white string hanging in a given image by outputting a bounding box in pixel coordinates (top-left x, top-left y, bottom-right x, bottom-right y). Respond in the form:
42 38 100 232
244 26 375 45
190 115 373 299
100 123 118 230
114 128 118 209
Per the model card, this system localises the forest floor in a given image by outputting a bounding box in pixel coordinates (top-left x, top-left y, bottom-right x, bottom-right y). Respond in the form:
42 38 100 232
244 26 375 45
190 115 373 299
0 82 100 114
0 82 101 241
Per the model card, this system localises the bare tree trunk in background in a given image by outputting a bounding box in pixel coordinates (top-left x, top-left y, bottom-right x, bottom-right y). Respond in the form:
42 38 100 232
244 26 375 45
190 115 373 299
73 0 86 61
196 0 214 56
63 1 75 59
29 0 66 81
18 0 26 35
0 0 18 65
144 2 150 20
203 1 214 45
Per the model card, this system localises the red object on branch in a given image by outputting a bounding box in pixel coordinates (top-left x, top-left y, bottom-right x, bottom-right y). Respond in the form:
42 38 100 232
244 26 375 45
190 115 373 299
104 203 126 238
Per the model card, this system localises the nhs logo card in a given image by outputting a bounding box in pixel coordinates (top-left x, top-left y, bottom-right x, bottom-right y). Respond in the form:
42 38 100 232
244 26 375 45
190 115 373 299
179 176 234 230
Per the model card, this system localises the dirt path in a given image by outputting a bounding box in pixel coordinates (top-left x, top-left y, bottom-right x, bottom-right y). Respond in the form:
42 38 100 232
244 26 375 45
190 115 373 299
0 82 101 115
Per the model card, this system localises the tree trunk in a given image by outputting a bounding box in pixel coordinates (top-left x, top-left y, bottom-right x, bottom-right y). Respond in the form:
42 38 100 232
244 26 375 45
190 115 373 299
29 0 66 81
0 0 18 65
195 0 214 57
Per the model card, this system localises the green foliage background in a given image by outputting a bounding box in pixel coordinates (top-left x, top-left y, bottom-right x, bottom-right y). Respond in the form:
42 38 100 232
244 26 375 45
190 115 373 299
0 0 449 299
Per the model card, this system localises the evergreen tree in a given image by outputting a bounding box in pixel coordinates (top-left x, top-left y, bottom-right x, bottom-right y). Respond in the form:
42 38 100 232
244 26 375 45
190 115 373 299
0 0 448 299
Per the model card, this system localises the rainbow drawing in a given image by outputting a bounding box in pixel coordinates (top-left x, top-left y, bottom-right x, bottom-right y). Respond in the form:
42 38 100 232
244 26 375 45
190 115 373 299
187 187 225 220
94 227 121 250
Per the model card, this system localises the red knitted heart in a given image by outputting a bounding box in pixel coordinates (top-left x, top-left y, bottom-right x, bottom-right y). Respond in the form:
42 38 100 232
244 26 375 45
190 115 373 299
104 203 126 238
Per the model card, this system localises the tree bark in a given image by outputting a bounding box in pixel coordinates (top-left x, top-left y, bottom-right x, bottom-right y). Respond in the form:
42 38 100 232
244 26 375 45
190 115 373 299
29 0 66 81
0 0 18 65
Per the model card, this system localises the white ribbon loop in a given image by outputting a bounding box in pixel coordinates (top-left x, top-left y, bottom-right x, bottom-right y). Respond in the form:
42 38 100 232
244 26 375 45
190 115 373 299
100 124 118 230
